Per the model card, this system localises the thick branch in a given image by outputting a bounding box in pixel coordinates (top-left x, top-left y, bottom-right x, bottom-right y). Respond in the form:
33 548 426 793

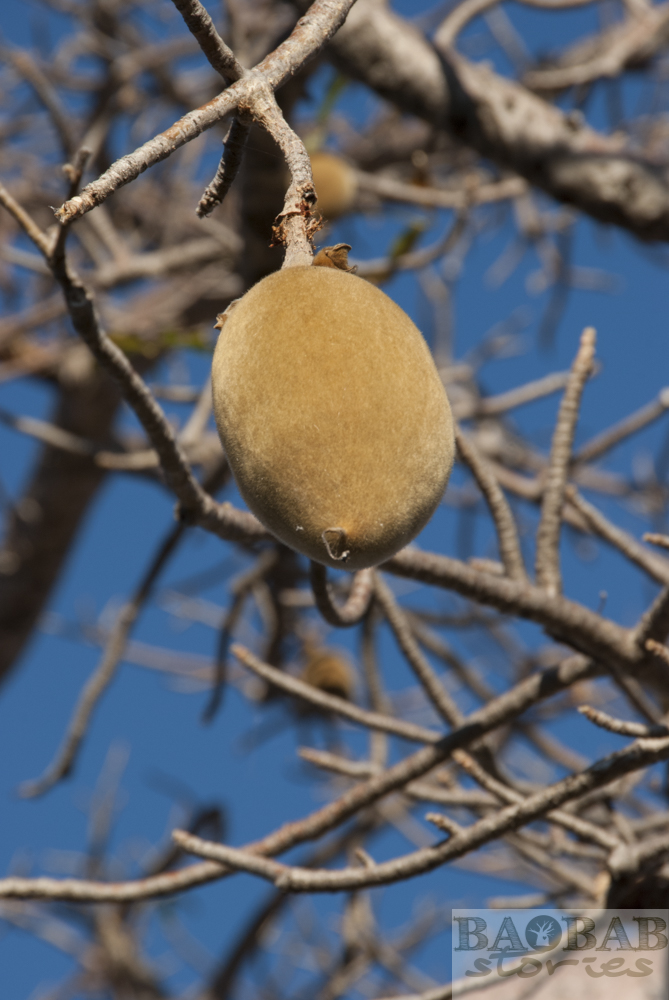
328 0 669 242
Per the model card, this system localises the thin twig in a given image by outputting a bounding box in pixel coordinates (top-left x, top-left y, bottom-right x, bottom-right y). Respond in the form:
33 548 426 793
435 0 597 50
473 369 570 417
202 549 278 722
19 523 186 798
0 180 51 255
645 638 669 666
646 533 669 552
174 732 669 891
298 748 497 807
196 117 250 217
451 748 619 849
373 575 463 727
231 643 441 744
169 0 246 81
566 487 669 585
574 387 669 464
355 171 526 211
578 704 669 738
0 653 595 900
310 564 374 628
455 428 527 581
535 327 596 595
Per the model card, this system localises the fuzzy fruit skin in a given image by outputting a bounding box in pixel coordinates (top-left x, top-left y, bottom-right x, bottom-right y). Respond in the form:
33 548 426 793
212 266 454 570
302 649 353 701
310 152 357 219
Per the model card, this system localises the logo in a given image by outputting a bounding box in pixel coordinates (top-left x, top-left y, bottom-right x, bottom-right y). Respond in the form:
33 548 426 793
452 909 669 997
525 914 561 952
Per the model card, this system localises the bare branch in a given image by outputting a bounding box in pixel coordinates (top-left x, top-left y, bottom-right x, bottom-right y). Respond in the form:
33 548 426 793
331 0 669 242
19 523 186 798
535 327 596 595
203 549 279 722
472 370 571 418
566 486 669 586
355 171 526 211
231 643 441 744
523 4 669 92
0 180 51 256
435 0 596 51
174 733 669 891
54 0 357 226
373 575 463 726
609 829 669 878
197 117 250 217
0 652 595 900
385 548 637 670
646 533 669 552
310 564 374 628
451 748 619 849
169 0 246 82
578 704 669 738
574 387 669 465
635 586 669 646
455 428 527 582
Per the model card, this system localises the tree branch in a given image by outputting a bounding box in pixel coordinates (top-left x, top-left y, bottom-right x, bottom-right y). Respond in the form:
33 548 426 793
169 0 246 82
328 0 669 242
455 427 527 582
535 327 596 595
174 732 669 891
310 563 374 627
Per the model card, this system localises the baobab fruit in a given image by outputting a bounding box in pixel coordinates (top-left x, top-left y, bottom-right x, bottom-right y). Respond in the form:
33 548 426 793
211 248 455 570
302 647 354 702
310 151 357 220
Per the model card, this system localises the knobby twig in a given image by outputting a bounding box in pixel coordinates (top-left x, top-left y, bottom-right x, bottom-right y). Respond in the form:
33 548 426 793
535 327 596 595
578 704 669 738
